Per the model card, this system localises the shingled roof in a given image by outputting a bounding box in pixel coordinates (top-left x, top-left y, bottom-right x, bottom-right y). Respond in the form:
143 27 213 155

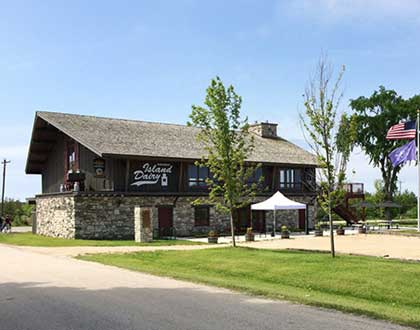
26 111 317 173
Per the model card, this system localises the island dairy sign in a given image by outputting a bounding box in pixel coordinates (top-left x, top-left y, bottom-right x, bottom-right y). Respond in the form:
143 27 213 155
129 162 177 192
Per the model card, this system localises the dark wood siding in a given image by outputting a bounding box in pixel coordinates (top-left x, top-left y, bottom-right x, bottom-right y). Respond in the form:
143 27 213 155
41 133 65 193
78 145 114 191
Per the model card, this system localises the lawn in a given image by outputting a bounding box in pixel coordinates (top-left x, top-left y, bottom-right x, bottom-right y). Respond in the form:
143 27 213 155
0 233 203 247
80 247 420 328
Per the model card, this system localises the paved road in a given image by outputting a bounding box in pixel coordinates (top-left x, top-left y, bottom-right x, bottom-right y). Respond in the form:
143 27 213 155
0 245 411 330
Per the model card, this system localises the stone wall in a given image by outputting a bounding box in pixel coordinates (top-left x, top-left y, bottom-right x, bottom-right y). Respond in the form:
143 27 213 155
36 194 76 239
35 193 316 239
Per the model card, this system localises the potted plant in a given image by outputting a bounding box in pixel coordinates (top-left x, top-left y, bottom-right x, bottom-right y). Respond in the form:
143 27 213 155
336 225 345 236
245 227 255 241
281 225 290 239
358 222 367 234
208 230 218 244
314 223 323 237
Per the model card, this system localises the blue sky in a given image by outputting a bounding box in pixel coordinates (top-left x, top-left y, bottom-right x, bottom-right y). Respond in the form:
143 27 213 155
1 0 420 200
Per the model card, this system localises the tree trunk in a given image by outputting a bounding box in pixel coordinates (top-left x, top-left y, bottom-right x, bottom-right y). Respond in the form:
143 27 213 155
328 192 335 258
230 210 236 247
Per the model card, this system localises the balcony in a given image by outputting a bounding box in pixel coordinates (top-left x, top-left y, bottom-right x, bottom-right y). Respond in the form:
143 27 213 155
344 183 364 197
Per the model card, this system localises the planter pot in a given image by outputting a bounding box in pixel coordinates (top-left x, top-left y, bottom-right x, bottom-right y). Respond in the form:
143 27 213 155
281 231 290 239
358 227 367 234
314 230 323 237
208 237 218 244
336 228 345 236
245 233 255 242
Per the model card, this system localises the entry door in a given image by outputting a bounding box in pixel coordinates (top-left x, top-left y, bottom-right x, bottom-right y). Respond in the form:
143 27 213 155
252 211 266 233
298 209 306 230
158 206 173 231
234 206 251 233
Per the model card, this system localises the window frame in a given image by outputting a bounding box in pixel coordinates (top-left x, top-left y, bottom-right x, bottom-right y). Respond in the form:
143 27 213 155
187 164 210 191
194 205 210 227
279 168 302 191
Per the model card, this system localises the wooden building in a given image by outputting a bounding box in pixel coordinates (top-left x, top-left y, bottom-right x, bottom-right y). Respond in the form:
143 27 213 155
26 111 318 239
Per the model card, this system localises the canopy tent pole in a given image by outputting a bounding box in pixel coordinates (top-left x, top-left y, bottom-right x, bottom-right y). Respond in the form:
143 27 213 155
272 209 276 237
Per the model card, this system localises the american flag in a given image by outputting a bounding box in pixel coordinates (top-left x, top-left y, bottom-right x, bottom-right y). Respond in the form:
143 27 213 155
386 120 417 140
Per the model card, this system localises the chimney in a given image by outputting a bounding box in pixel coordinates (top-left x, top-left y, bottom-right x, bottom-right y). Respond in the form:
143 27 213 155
249 121 278 138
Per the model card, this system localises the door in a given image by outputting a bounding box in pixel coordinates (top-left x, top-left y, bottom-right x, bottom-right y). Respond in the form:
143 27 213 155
252 211 266 233
298 209 306 230
158 206 174 237
234 206 251 233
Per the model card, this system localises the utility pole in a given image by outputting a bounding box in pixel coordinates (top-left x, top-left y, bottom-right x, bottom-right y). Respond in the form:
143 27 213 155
1 159 11 217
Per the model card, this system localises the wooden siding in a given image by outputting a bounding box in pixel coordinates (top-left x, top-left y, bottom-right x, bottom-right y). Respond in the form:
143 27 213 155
39 133 316 195
41 133 65 193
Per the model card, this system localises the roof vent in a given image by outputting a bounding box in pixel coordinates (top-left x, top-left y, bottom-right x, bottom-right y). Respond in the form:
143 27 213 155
249 122 278 138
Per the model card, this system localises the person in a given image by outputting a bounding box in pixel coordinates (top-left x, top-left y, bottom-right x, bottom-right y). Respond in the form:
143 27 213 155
1 215 12 233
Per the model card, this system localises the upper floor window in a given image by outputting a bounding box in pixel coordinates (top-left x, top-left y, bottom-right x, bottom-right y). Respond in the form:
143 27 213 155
247 166 263 185
66 142 77 173
188 164 209 188
279 168 302 190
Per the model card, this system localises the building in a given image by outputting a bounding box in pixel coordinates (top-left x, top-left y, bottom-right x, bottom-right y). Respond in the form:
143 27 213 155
26 111 318 239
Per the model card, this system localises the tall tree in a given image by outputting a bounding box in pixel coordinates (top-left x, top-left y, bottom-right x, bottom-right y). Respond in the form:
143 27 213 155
189 77 260 247
349 87 420 220
300 56 353 257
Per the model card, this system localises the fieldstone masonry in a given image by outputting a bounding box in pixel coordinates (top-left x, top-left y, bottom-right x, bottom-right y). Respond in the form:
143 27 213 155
35 193 316 239
134 206 154 243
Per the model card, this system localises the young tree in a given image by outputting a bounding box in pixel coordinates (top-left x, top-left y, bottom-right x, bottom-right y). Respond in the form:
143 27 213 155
189 77 260 247
300 56 353 257
349 87 420 220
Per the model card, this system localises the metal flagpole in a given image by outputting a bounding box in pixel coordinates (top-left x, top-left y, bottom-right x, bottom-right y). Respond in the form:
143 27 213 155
417 110 420 232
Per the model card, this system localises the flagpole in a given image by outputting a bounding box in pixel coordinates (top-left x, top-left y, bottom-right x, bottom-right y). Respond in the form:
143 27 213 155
417 109 420 232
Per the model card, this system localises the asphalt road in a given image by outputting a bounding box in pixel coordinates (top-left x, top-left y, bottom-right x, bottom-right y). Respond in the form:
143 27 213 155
0 244 411 330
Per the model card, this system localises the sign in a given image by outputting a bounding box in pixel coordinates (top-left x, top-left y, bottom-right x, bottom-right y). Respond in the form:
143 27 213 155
129 162 178 192
93 158 106 177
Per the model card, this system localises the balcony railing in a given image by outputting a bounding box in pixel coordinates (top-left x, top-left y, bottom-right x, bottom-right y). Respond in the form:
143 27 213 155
344 183 364 195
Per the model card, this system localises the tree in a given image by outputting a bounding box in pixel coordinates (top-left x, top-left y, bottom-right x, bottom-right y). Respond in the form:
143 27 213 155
349 87 420 220
189 77 260 247
0 198 33 226
300 56 353 257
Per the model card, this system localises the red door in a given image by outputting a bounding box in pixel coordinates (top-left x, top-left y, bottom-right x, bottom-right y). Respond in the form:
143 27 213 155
298 209 306 230
158 207 173 231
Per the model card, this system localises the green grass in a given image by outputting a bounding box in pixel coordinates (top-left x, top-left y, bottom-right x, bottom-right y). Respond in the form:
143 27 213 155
0 233 203 247
80 247 420 328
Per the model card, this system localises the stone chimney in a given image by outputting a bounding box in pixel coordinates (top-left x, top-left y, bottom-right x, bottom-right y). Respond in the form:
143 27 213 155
249 121 278 138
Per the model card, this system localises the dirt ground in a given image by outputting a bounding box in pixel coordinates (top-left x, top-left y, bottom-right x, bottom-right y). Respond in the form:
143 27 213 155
240 233 420 261
3 233 420 261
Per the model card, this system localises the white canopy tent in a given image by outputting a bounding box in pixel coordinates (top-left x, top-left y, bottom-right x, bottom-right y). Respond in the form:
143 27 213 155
251 191 307 236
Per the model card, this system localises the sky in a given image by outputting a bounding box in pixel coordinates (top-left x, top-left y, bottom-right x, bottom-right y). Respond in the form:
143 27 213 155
1 0 420 200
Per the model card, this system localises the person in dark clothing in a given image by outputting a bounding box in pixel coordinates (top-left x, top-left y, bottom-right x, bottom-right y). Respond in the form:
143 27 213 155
1 215 12 233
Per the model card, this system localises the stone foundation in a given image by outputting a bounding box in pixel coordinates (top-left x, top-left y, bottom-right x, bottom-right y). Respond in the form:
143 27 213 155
35 193 316 239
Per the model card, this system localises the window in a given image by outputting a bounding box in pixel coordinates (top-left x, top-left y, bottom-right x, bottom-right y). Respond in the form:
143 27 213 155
67 144 76 172
194 206 210 226
247 166 263 185
279 168 302 190
188 164 209 189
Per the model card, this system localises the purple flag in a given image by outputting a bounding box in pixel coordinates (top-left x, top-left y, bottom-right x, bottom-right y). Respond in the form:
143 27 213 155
389 139 417 167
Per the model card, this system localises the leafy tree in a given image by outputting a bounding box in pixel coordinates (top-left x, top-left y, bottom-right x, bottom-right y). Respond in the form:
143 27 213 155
301 56 353 257
349 87 420 220
189 77 260 247
0 198 33 226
